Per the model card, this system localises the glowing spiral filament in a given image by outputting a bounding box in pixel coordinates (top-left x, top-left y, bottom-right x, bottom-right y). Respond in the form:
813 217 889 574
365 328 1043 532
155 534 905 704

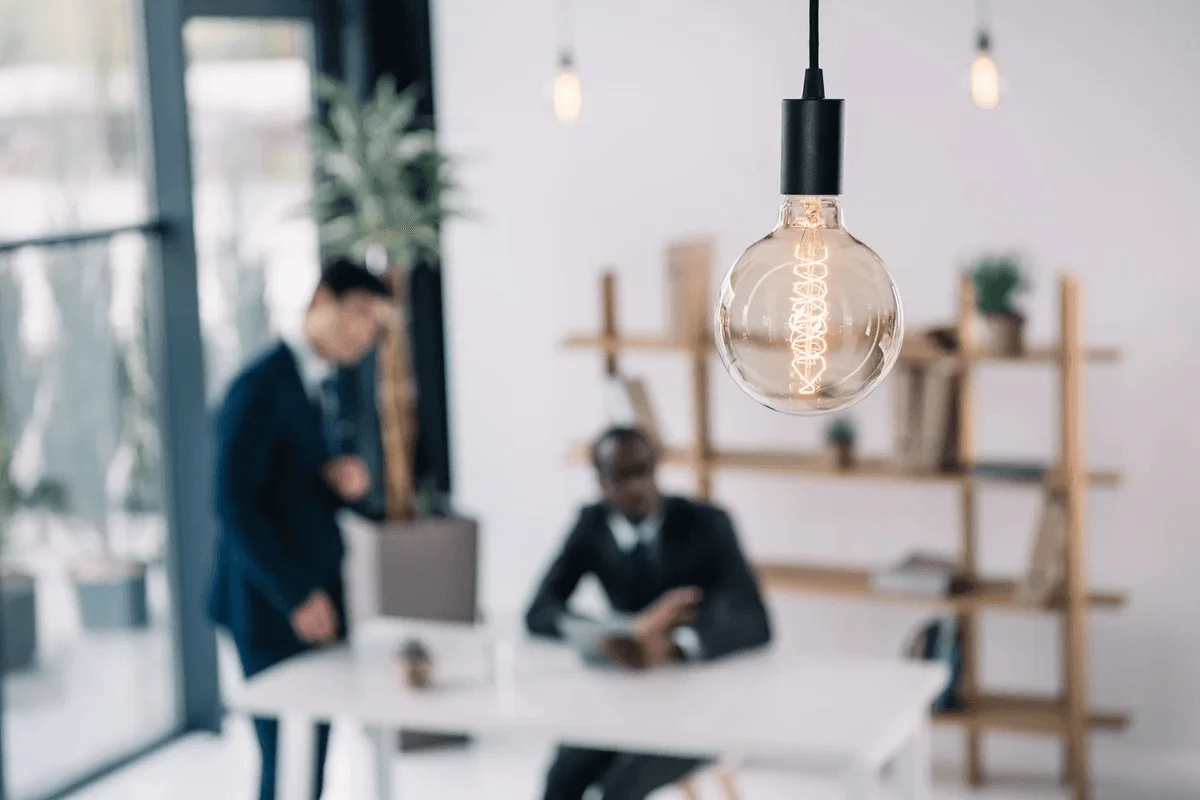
788 227 829 395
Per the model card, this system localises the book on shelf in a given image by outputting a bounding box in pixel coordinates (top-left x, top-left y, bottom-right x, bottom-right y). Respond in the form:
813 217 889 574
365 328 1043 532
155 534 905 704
905 616 962 711
1017 486 1068 605
970 461 1048 481
603 375 662 448
873 552 959 597
665 240 712 342
893 359 959 471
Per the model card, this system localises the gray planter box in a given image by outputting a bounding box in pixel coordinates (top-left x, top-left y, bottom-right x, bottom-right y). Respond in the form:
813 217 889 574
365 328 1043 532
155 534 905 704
378 516 479 753
72 559 149 631
1 571 38 673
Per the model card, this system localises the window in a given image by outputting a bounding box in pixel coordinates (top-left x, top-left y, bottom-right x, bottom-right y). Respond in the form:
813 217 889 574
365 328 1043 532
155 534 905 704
184 18 322 401
0 0 151 240
0 235 176 800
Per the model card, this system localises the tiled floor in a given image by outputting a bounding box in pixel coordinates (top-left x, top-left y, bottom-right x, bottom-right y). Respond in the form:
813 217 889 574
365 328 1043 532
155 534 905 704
62 714 1198 800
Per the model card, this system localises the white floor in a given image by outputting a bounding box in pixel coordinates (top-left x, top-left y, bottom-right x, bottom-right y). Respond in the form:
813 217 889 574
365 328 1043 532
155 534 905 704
2 513 175 800
58 714 1197 800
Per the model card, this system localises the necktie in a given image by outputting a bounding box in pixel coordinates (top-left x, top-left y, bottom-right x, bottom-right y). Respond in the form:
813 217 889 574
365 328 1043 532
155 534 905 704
626 536 657 610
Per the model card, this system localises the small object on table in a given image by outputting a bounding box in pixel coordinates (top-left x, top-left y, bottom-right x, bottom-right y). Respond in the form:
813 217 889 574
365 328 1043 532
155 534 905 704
397 638 433 689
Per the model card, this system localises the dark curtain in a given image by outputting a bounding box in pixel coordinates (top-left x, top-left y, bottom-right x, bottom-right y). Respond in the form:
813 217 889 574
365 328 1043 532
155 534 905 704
324 0 451 515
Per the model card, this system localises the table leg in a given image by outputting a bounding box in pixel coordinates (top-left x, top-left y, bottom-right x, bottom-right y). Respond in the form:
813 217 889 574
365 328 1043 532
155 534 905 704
895 720 933 800
277 714 315 800
844 760 882 800
366 724 395 800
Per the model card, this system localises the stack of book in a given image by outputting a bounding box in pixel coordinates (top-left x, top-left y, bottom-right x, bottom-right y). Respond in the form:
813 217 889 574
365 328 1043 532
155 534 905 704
873 553 958 597
893 330 959 471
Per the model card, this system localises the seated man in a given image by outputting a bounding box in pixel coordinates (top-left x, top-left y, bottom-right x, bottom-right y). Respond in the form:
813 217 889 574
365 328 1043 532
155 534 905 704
525 425 773 800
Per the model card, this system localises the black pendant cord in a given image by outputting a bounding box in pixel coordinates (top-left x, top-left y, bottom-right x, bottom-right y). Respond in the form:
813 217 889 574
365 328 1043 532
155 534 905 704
781 0 842 196
803 0 825 99
976 0 991 50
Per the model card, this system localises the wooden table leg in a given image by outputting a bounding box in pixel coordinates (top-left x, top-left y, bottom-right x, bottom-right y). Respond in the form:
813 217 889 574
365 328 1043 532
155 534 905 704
277 714 315 800
895 720 932 800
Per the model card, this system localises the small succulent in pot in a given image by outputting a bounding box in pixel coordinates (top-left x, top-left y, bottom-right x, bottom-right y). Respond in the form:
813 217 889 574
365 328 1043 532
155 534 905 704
397 638 433 689
970 256 1026 355
825 417 857 470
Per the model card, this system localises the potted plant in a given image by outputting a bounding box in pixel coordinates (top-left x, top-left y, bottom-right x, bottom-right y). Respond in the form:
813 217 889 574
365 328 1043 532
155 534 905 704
68 347 156 632
824 416 857 470
969 256 1026 355
309 74 461 521
1 395 38 673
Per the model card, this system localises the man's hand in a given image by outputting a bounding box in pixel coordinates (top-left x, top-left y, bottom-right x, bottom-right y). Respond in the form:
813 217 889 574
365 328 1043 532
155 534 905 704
599 634 684 671
324 456 372 502
632 586 702 641
290 589 339 645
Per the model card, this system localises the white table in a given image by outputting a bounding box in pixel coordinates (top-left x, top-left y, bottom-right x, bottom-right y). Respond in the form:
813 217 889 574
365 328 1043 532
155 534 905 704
233 619 947 800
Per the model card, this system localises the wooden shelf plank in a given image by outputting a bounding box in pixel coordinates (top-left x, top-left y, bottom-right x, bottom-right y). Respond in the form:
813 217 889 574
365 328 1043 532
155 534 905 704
899 341 1121 366
564 333 690 351
755 562 1127 612
568 442 696 467
934 694 1129 735
717 451 960 484
569 444 1122 488
565 331 1122 364
718 450 1123 487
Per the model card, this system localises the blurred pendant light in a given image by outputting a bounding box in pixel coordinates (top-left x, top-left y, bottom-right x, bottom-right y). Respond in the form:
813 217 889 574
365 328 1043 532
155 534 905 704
714 0 904 415
554 52 582 124
553 0 581 123
969 0 1000 109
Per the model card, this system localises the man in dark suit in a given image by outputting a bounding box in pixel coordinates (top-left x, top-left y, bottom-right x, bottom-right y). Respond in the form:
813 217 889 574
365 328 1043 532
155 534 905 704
208 259 391 800
525 426 773 800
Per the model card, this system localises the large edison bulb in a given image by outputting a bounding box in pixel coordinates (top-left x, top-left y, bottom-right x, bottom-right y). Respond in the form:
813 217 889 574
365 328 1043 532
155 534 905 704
553 55 582 124
969 49 1000 109
715 196 903 415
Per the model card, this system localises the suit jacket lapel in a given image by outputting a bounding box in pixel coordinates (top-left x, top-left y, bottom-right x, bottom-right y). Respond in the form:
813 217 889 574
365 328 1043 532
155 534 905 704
275 343 330 465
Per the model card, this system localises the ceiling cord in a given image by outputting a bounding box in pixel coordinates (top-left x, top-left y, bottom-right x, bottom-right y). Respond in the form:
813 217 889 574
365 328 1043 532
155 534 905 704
803 0 825 99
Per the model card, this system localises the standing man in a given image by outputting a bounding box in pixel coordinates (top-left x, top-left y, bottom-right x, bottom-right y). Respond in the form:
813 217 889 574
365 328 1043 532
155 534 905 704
525 426 773 800
207 258 391 800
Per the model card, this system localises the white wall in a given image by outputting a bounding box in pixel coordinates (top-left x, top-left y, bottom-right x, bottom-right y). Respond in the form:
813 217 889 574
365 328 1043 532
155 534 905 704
430 0 1200 779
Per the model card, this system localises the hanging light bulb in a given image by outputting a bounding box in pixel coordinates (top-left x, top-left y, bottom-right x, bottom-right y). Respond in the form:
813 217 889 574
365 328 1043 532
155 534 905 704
715 0 903 416
553 51 582 124
969 0 1000 109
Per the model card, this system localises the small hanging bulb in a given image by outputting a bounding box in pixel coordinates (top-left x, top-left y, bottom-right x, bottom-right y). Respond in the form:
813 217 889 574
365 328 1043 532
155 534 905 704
970 32 1000 109
553 51 582 124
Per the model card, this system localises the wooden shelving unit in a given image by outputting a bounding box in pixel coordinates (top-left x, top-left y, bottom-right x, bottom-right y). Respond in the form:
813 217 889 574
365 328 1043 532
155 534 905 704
565 269 1128 800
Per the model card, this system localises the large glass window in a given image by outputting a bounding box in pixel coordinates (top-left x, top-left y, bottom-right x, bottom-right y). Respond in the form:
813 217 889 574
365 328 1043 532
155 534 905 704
0 0 150 241
183 18 321 402
0 236 176 800
0 1 180 796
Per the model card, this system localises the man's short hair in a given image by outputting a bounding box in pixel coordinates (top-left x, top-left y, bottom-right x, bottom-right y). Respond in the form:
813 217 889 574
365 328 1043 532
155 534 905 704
319 257 392 298
591 425 657 471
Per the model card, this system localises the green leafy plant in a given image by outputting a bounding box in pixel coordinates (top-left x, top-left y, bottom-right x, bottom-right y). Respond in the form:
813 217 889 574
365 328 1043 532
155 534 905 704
825 416 856 446
971 256 1025 316
309 75 461 268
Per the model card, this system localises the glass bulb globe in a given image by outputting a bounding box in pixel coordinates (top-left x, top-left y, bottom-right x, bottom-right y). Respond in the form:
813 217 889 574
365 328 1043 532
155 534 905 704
969 50 1000 109
715 196 903 415
553 64 582 123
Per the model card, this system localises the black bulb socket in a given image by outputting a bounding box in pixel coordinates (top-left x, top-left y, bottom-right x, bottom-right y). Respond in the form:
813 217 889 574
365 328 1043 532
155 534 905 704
780 71 844 197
